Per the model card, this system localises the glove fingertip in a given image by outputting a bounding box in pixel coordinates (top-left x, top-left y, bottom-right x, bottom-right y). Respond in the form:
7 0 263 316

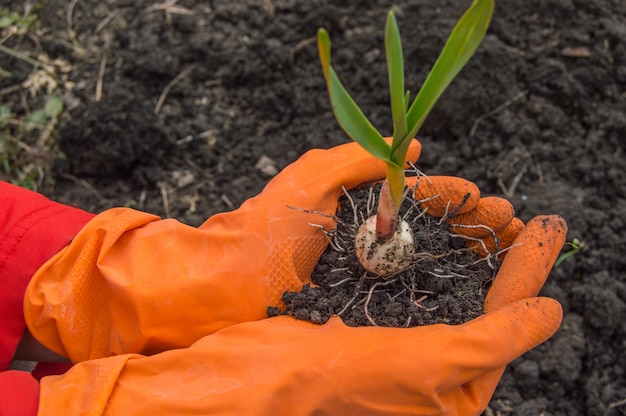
412 176 480 217
446 297 563 384
539 297 564 341
484 215 568 312
512 297 563 348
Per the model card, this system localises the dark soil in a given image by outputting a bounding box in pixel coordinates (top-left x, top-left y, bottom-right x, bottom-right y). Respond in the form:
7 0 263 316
1 0 624 415
273 182 495 328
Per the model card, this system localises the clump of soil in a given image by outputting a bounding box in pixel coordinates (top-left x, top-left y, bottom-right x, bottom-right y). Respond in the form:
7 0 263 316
270 180 499 327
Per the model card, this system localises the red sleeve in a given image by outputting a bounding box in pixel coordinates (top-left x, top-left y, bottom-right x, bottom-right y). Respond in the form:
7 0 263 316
0 181 96 368
0 370 39 415
0 181 95 413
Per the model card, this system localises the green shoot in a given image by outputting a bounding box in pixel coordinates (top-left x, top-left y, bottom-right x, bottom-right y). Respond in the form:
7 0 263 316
0 7 39 34
318 0 494 240
554 238 584 268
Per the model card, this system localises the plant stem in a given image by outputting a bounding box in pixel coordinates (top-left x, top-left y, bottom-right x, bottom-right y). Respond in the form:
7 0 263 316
375 160 405 240
0 44 45 68
375 179 399 241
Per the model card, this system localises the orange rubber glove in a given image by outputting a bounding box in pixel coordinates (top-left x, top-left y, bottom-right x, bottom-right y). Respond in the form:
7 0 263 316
24 139 537 365
24 140 420 361
37 215 566 415
408 175 524 256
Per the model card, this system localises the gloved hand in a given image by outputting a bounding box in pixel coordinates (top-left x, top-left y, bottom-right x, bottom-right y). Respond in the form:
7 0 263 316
24 138 544 365
37 215 566 415
24 140 420 362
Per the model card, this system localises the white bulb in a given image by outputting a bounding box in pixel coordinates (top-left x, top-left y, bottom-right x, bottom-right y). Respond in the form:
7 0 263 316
355 216 415 277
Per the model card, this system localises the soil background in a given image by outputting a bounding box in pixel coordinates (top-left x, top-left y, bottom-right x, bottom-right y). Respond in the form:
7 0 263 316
1 0 625 415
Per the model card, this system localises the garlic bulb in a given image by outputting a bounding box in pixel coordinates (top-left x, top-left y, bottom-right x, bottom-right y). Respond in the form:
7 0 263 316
355 216 415 276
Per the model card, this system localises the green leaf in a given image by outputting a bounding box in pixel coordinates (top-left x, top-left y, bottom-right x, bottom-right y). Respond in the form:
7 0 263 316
0 16 13 28
385 11 407 149
1 159 9 174
391 0 494 162
25 109 46 132
0 105 11 128
554 239 583 267
0 11 18 29
18 13 38 32
44 96 63 118
317 28 391 162
384 10 411 208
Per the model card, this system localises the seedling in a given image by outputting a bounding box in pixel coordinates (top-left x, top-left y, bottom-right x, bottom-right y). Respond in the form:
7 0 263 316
554 238 584 267
318 0 494 276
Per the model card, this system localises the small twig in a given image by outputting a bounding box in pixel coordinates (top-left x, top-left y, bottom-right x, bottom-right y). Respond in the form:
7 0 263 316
94 30 112 101
155 65 195 114
94 53 107 102
0 44 47 68
137 189 147 209
470 90 528 138
183 154 213 180
145 0 195 16
262 0 275 17
95 10 118 33
289 36 316 63
158 182 171 217
497 160 529 198
608 397 626 409
221 194 234 209
66 0 79 39
144 0 194 32
0 84 23 98
60 173 102 199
